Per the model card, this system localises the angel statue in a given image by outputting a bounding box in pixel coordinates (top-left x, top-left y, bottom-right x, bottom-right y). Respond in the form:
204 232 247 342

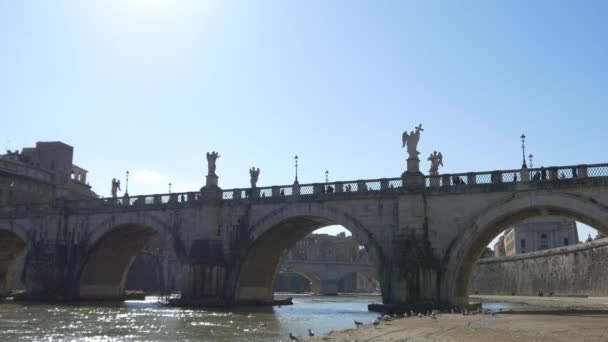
249 167 260 188
206 151 220 176
428 151 443 174
402 124 424 159
111 178 121 198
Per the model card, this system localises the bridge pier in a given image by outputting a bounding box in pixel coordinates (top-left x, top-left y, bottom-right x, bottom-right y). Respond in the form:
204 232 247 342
17 242 84 301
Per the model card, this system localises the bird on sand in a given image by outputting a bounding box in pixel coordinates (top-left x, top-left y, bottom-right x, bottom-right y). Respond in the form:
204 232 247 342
354 320 364 327
308 329 314 338
289 332 300 341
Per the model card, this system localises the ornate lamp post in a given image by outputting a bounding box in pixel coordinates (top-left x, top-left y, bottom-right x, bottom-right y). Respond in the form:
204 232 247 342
294 155 299 185
325 170 329 183
125 170 130 196
529 154 534 169
520 134 527 169
168 182 172 194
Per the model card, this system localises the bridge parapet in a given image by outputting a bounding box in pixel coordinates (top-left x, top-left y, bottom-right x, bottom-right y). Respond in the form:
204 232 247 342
1 163 607 219
220 163 608 202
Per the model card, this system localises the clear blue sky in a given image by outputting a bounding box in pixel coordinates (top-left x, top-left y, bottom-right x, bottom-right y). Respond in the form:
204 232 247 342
2 1 605 241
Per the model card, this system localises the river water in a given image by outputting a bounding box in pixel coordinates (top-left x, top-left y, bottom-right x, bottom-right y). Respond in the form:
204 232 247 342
0 295 381 341
0 294 547 341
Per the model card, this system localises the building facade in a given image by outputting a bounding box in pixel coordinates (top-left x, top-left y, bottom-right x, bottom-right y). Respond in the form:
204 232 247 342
0 142 97 206
494 217 579 256
285 232 369 263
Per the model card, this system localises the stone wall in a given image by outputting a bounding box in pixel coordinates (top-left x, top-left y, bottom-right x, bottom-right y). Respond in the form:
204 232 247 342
471 238 608 296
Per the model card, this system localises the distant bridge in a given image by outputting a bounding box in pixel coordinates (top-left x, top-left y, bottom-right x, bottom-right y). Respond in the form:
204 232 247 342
1 162 607 308
279 259 377 295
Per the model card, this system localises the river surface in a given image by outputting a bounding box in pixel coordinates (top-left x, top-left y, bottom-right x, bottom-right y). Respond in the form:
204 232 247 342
0 295 381 341
0 295 546 341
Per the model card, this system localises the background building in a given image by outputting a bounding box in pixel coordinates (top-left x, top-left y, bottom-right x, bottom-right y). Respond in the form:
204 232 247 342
494 217 579 256
0 141 97 206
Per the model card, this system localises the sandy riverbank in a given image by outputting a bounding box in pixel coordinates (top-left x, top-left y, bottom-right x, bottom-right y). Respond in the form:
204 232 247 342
313 296 608 341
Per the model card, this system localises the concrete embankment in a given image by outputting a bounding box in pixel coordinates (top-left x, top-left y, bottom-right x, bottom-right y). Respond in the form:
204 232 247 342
471 238 608 297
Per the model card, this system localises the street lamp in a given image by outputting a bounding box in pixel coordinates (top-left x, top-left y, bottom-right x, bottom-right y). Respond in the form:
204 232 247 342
125 170 130 196
520 134 527 169
529 154 534 169
325 170 329 183
294 155 299 185
168 182 172 194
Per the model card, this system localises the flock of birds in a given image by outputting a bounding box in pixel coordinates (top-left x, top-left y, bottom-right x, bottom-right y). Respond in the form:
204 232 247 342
287 307 498 341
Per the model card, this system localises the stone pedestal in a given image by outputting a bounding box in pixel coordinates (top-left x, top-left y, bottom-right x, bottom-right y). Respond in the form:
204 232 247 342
406 157 420 173
402 158 424 189
206 175 219 188
429 171 440 188
200 175 221 201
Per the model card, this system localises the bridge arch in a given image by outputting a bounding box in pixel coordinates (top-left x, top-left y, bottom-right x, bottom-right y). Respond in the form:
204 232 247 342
233 203 386 303
0 223 28 297
78 214 181 300
444 190 608 306
279 267 322 294
337 270 380 293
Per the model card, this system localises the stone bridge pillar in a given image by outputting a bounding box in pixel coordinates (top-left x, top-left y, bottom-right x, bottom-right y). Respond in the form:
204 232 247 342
18 239 85 300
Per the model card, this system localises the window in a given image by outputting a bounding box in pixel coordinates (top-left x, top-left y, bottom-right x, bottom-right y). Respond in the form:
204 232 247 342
564 238 569 246
540 233 549 250
520 239 526 248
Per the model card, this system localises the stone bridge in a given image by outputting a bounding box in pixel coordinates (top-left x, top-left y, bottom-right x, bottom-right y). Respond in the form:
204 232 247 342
1 162 607 308
280 259 377 295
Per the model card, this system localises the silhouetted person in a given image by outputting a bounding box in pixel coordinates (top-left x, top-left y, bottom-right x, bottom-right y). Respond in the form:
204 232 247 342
572 167 578 178
541 167 547 180
532 171 541 181
513 174 518 182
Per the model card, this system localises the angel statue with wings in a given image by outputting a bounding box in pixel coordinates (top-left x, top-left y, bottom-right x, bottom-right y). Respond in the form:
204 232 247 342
402 124 424 159
249 167 260 188
206 151 220 176
428 151 443 174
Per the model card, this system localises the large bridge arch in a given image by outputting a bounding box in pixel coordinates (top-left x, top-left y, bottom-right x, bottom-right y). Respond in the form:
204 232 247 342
233 203 386 303
444 190 608 306
78 213 181 300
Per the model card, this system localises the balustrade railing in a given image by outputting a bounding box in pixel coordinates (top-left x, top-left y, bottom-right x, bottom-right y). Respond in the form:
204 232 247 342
1 163 607 215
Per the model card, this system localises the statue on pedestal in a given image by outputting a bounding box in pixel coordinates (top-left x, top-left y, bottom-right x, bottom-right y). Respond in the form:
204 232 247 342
111 178 121 198
402 124 423 159
249 167 260 188
206 152 220 176
427 151 443 174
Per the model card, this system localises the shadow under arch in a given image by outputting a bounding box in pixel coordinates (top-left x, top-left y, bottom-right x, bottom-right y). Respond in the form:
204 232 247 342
78 217 180 300
0 228 27 297
444 191 608 306
233 203 386 303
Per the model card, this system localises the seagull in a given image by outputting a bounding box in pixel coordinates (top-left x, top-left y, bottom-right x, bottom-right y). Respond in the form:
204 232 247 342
382 314 392 321
308 329 314 338
354 320 364 327
372 319 380 327
289 332 300 342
